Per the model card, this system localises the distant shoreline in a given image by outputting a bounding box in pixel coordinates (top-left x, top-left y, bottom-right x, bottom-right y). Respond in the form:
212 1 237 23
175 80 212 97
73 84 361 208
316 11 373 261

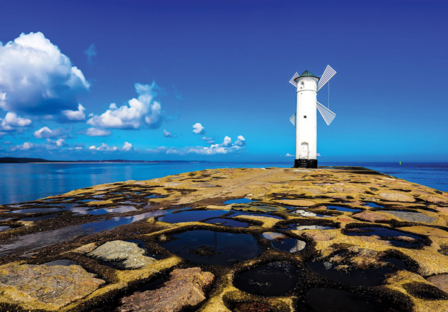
0 157 213 164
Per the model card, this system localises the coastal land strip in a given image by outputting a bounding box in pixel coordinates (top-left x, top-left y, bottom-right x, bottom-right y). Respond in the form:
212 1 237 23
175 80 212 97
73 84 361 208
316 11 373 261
0 167 448 311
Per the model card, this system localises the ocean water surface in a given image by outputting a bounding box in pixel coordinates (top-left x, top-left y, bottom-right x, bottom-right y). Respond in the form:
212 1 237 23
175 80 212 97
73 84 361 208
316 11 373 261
0 162 446 205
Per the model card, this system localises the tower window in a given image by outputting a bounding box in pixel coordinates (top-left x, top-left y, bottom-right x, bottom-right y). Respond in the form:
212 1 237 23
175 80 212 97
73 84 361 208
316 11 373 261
304 115 307 118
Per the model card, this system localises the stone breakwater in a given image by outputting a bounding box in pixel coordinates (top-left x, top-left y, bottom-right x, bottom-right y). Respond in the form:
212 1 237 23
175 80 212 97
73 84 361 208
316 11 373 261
0 167 447 311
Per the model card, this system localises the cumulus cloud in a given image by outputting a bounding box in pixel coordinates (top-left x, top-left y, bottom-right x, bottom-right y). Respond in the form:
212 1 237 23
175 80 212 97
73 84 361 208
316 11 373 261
11 142 35 151
89 143 118 152
34 126 70 139
235 135 246 146
87 83 162 130
122 142 133 151
0 112 32 133
192 123 204 134
0 32 90 116
285 153 294 157
46 138 68 149
83 127 112 137
88 142 133 152
84 44 97 63
3 112 32 127
61 104 86 121
163 129 176 138
158 135 247 156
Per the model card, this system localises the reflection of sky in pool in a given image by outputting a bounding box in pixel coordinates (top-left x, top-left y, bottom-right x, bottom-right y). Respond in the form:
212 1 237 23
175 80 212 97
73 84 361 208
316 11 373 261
161 230 261 266
223 198 256 205
0 210 166 256
326 206 361 213
158 210 226 223
345 227 424 248
204 218 250 228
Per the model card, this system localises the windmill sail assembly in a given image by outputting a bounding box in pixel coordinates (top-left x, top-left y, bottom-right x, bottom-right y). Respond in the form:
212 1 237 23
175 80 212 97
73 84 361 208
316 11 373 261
289 65 337 168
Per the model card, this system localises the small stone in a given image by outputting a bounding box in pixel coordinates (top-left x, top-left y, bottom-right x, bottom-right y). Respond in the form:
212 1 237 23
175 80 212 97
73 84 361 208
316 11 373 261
378 192 415 202
118 268 214 312
352 211 392 222
427 274 448 293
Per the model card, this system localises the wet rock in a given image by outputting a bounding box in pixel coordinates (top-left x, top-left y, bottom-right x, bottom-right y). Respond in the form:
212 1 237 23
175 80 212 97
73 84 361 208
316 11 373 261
399 226 448 238
382 211 436 223
118 268 214 312
87 240 155 269
378 192 415 202
0 263 104 309
427 274 448 293
352 211 391 222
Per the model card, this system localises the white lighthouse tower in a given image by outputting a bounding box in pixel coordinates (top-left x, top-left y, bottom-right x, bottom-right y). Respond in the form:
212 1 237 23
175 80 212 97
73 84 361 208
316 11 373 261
289 66 337 168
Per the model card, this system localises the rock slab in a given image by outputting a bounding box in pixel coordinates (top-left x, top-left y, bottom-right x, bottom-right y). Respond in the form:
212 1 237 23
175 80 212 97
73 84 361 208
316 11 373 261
87 240 155 269
0 263 104 309
118 267 214 312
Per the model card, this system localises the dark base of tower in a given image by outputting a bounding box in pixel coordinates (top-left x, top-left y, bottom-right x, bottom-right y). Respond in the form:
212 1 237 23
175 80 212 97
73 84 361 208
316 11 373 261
294 159 318 168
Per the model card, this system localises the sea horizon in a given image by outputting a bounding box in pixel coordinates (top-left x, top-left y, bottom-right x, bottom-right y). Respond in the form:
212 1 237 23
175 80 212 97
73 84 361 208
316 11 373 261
1 161 447 205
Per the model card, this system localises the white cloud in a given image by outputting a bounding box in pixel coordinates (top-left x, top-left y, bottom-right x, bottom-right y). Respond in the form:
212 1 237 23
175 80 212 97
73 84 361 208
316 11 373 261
0 112 32 133
46 138 68 149
34 126 70 139
160 135 247 156
11 142 35 151
62 104 86 121
75 146 82 150
88 142 133 152
3 112 32 127
87 83 162 129
201 136 214 144
89 143 118 151
192 123 205 134
220 136 232 147
235 135 246 146
285 153 294 157
163 129 176 138
0 32 89 116
317 153 321 157
122 142 133 151
84 127 112 137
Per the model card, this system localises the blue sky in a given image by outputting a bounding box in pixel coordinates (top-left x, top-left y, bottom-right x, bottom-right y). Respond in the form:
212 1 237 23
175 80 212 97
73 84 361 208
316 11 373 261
0 0 447 162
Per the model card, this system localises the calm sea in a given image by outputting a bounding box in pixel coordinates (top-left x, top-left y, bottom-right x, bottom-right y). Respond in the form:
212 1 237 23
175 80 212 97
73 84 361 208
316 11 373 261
0 162 446 205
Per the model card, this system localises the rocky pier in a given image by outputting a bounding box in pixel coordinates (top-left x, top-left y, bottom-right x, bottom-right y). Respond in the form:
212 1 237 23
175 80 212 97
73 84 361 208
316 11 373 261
0 167 448 311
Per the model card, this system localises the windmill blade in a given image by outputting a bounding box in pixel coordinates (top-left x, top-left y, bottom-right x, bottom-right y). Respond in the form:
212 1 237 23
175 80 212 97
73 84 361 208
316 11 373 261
316 101 336 125
289 113 296 126
317 65 336 92
289 72 299 87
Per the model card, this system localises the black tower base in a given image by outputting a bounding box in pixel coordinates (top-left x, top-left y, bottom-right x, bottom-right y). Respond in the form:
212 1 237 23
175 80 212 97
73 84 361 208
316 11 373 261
294 159 318 168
